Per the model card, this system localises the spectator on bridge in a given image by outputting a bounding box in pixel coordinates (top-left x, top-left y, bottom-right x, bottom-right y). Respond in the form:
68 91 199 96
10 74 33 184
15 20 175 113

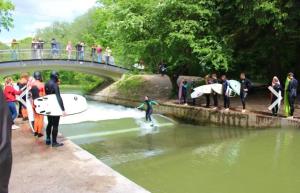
0 86 13 193
3 77 22 130
75 42 81 60
105 47 112 65
80 42 85 61
37 38 44 59
51 38 59 58
31 38 38 59
66 41 72 60
96 45 103 63
11 39 19 60
75 42 84 61
91 45 97 62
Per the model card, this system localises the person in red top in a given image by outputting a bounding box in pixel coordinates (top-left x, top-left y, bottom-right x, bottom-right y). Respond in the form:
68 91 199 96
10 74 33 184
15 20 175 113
31 72 46 137
3 77 22 130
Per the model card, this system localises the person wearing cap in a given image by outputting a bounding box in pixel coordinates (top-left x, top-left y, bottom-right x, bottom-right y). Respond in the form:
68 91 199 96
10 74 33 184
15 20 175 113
45 71 66 147
31 71 46 138
286 72 298 119
0 87 13 193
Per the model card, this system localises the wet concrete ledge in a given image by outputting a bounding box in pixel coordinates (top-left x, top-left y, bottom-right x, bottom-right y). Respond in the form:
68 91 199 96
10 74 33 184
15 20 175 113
89 95 300 129
10 121 151 193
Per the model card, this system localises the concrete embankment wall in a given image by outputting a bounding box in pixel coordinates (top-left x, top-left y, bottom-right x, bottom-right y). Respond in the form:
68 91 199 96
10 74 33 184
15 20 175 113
88 95 300 129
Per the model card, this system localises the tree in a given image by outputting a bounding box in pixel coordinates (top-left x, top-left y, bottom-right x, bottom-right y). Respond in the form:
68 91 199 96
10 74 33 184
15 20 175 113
0 0 14 31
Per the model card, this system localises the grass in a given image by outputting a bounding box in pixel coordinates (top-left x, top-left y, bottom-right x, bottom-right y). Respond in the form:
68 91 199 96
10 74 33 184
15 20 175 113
116 74 143 99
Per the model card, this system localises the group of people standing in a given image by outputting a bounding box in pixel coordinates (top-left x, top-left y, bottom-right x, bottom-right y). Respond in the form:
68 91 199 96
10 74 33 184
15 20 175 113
179 72 298 118
11 38 114 65
2 71 66 147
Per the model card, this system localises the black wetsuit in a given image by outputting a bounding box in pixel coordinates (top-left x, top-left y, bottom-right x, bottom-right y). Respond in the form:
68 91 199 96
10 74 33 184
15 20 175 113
0 87 13 193
145 100 153 122
271 83 281 116
182 83 188 104
159 63 167 76
45 79 65 144
223 80 230 108
212 78 219 107
240 78 252 110
138 100 158 122
287 78 298 116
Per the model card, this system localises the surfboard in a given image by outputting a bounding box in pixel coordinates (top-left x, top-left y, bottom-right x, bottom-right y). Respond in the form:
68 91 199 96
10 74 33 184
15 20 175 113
211 83 223 95
34 94 88 116
191 84 212 98
228 80 241 95
26 89 35 131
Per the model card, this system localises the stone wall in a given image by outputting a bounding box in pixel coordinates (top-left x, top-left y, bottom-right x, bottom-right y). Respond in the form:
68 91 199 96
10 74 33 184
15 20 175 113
88 95 300 129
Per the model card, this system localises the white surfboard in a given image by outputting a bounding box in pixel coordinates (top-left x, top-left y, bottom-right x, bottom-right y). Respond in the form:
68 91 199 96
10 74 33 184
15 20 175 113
34 94 88 116
228 80 241 95
25 89 35 130
211 83 223 95
191 84 212 99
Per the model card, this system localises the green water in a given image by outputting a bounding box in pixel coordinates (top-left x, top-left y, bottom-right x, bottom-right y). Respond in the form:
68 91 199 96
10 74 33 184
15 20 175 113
60 102 300 193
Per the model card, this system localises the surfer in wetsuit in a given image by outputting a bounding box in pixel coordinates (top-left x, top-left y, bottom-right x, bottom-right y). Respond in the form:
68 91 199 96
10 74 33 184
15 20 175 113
137 96 159 123
211 73 219 109
271 76 281 116
31 71 46 138
221 75 230 111
45 71 66 147
0 87 13 193
240 73 252 113
286 72 298 119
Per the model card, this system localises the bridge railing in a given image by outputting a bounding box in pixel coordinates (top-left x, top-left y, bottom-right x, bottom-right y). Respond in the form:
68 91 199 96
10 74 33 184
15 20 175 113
0 48 116 66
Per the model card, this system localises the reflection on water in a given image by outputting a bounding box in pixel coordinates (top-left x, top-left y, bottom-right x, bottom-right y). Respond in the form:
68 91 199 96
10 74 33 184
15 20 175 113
60 101 300 193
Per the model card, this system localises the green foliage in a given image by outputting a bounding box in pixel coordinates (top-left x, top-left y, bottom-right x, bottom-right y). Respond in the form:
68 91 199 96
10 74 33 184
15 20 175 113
7 0 300 83
0 0 14 32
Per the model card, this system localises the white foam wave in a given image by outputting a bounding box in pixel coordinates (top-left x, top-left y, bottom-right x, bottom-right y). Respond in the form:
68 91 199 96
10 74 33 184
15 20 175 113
60 101 144 124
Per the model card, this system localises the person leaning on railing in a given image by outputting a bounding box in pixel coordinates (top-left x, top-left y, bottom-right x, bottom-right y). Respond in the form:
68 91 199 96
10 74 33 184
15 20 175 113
66 41 72 60
11 39 19 61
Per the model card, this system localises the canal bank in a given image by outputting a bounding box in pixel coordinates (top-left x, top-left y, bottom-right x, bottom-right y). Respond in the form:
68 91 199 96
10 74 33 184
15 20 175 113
89 95 300 129
9 119 150 193
89 74 300 129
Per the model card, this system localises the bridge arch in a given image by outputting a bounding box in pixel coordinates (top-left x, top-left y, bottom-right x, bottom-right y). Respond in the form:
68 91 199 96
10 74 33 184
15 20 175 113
0 59 128 81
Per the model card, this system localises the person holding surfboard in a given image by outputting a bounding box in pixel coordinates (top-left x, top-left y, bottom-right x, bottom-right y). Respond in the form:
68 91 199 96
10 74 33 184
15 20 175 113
221 75 230 111
45 71 66 147
31 72 46 138
3 77 22 130
204 75 212 108
285 72 298 119
0 87 13 193
270 76 281 116
137 96 159 124
211 73 219 109
240 73 252 113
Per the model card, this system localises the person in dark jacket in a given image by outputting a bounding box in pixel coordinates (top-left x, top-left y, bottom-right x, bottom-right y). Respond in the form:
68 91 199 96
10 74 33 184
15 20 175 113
221 75 230 111
211 73 219 109
240 73 252 113
204 74 212 108
271 76 281 116
45 71 66 147
287 72 298 118
0 87 13 193
159 62 167 76
181 80 188 105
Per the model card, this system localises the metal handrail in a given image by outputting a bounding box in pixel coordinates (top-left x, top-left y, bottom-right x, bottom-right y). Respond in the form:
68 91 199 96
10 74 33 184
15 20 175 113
0 48 120 67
